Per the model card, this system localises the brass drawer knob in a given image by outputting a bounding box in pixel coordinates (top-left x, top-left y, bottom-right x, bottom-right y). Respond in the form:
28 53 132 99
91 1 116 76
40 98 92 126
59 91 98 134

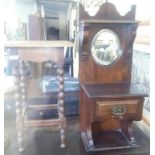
112 105 127 116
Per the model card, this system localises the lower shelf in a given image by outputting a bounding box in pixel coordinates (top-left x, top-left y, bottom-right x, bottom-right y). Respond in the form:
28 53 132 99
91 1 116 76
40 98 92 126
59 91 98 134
81 130 138 152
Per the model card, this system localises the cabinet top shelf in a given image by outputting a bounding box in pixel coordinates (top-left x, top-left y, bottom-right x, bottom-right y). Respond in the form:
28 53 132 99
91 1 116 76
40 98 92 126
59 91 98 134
80 20 139 24
4 41 74 48
82 83 148 99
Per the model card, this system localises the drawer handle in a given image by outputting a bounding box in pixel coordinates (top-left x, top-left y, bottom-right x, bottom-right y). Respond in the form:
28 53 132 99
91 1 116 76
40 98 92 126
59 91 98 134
112 105 127 116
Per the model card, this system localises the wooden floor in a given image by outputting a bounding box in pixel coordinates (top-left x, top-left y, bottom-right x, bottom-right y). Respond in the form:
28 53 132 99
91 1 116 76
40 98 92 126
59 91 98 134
4 117 150 155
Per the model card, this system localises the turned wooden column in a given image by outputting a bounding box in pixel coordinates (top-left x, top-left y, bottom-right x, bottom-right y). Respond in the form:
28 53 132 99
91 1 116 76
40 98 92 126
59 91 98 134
57 67 66 148
13 64 24 152
19 61 27 117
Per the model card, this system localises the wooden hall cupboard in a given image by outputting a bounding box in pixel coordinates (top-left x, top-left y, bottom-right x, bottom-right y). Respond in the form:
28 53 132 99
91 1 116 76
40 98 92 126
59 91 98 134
78 2 147 151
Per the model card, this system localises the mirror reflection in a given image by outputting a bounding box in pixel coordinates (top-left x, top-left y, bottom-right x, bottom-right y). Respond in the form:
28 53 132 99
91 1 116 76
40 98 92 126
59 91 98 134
91 29 123 66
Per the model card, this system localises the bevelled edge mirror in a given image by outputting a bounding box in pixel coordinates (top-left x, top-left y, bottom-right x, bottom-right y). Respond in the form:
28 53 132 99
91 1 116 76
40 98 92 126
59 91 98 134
91 29 123 66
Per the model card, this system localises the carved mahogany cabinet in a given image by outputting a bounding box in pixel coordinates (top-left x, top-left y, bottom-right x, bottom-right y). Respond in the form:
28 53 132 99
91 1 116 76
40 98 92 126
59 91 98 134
79 2 147 151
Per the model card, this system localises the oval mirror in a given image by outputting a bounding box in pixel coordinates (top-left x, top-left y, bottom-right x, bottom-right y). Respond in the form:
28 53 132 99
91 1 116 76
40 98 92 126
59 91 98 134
91 29 123 66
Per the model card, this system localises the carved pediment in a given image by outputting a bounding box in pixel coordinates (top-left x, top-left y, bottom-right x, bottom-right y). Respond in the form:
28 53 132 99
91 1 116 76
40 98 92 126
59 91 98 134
79 2 136 21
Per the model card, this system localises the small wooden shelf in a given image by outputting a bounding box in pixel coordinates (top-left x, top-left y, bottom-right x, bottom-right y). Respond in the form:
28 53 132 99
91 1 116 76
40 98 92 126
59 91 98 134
81 130 138 152
81 83 148 99
80 20 139 24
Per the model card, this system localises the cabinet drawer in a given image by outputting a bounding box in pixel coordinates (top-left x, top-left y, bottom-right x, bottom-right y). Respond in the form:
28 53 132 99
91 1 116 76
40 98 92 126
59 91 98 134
96 100 138 118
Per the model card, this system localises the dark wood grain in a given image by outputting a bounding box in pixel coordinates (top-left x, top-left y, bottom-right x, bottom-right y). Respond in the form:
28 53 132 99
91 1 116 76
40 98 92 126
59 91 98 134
79 22 138 83
80 84 146 151
82 83 148 98
78 2 147 151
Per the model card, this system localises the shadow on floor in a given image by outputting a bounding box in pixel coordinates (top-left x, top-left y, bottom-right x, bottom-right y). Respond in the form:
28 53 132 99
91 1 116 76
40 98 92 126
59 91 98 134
4 117 150 155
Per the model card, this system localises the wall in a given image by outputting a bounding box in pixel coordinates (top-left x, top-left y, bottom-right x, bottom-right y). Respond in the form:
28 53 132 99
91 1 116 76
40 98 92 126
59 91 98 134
15 2 36 24
4 0 36 24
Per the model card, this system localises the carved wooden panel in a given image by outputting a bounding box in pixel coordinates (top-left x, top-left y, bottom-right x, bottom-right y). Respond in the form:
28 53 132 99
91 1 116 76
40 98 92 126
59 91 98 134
79 2 136 21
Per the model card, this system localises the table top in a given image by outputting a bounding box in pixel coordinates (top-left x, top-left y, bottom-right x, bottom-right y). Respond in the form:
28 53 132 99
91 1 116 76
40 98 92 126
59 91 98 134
4 41 74 48
81 83 148 99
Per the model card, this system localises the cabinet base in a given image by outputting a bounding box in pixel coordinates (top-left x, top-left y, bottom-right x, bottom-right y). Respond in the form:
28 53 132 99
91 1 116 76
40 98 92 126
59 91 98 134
81 130 138 152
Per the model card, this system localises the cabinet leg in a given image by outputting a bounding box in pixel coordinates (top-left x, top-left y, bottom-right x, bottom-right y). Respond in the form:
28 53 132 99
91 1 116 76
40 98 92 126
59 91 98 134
86 129 94 148
121 120 136 145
